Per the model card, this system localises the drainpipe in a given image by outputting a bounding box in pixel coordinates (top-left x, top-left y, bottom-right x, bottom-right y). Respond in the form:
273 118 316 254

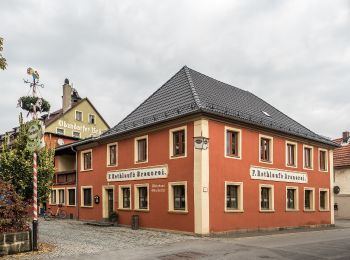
71 146 79 220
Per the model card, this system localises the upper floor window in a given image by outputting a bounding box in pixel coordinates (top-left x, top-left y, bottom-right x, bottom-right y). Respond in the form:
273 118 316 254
88 114 95 124
107 143 117 166
169 126 187 159
225 127 242 159
75 111 83 122
286 141 297 167
319 149 328 172
259 135 273 163
135 136 148 163
81 150 92 171
303 145 313 169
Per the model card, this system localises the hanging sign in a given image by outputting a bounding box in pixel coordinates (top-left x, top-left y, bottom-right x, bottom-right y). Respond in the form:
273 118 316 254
26 120 44 152
107 165 168 182
250 166 308 184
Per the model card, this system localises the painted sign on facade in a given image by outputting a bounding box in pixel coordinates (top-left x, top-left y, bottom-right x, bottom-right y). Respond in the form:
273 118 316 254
250 166 308 183
58 120 102 135
107 166 168 182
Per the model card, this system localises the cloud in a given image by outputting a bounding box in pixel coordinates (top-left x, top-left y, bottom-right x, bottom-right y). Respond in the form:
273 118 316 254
0 0 349 138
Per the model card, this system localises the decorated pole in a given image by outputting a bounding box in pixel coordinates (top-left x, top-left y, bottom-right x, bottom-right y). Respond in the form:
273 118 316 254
32 152 38 250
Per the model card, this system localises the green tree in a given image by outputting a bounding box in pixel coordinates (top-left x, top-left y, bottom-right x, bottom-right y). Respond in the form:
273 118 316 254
0 37 7 70
0 114 55 203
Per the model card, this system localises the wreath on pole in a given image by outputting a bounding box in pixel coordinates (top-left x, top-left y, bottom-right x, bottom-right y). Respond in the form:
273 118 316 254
18 96 50 113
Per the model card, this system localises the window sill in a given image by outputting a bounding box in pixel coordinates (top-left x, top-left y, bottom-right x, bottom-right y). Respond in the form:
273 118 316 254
135 160 148 164
225 155 241 160
303 167 313 171
259 209 275 213
67 204 76 207
80 205 93 208
286 209 299 212
118 208 132 211
170 154 187 160
319 209 330 212
224 209 244 213
134 209 150 212
319 170 328 173
286 164 297 168
81 169 93 172
107 164 117 168
259 160 273 164
303 209 315 212
168 210 188 214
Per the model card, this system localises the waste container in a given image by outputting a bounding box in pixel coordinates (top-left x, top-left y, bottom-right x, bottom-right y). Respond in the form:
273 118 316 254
131 215 139 230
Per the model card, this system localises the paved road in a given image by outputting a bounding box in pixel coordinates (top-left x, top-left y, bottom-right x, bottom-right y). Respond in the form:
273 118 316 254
61 220 350 260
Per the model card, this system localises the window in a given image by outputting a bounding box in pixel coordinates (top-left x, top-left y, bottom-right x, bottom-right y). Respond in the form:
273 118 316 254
50 189 56 205
304 188 315 211
107 143 117 166
58 189 65 205
225 182 243 212
259 135 273 163
260 184 274 211
73 131 80 138
319 149 328 172
286 187 299 210
81 187 92 207
88 114 95 124
67 188 76 206
134 184 149 210
75 111 83 121
303 145 313 169
286 141 297 167
168 182 187 212
319 189 329 211
225 127 242 159
135 136 148 163
118 185 131 209
81 150 92 171
169 126 187 159
56 128 64 135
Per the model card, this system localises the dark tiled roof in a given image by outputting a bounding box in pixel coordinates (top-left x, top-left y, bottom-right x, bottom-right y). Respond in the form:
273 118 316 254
102 66 338 147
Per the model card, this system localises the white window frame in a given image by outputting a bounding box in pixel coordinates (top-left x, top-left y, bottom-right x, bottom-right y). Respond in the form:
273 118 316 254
318 148 329 172
286 186 299 211
49 189 57 205
304 187 315 211
224 126 242 160
72 131 81 138
319 188 330 211
80 186 93 208
106 142 118 167
259 134 274 164
168 181 188 213
285 141 298 168
66 187 76 207
56 128 65 135
169 126 187 159
303 145 314 170
57 188 65 205
75 110 83 122
224 182 244 212
118 184 132 210
259 184 275 212
88 114 96 124
134 184 149 211
80 149 93 171
134 135 148 164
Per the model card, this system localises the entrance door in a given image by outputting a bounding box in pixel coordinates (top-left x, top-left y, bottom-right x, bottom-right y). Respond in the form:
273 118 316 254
107 189 114 217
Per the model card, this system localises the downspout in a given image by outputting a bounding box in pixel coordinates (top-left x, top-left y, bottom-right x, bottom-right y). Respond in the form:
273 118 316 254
71 146 79 220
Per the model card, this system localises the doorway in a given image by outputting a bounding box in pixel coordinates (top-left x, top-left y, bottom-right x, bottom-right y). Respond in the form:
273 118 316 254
107 189 114 218
102 186 115 220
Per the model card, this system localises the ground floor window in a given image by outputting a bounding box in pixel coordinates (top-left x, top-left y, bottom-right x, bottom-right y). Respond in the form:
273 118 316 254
168 182 187 212
118 185 131 209
67 188 76 206
81 187 92 207
58 189 65 205
260 184 274 211
134 184 149 210
304 188 315 211
50 189 56 205
286 187 299 210
319 189 329 211
225 182 243 212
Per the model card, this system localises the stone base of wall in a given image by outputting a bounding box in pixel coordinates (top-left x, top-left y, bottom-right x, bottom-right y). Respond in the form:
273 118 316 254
0 231 31 256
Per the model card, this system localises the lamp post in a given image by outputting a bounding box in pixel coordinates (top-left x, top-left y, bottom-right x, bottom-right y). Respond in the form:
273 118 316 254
193 135 209 150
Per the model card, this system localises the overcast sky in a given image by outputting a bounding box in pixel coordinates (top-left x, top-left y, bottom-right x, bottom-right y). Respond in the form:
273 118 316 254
0 0 349 139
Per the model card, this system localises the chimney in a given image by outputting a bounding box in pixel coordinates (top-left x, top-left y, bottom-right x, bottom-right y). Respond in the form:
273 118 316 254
342 131 349 143
62 78 72 113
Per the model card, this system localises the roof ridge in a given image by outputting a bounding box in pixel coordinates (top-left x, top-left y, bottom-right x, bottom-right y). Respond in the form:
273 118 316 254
183 66 202 108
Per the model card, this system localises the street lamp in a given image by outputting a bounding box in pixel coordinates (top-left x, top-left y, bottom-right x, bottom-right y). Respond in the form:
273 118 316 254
193 135 209 150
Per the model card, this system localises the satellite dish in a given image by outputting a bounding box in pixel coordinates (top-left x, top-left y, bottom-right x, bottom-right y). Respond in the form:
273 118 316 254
334 186 340 194
57 138 65 146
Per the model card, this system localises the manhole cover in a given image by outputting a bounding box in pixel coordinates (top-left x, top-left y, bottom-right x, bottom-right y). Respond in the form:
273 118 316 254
159 251 208 260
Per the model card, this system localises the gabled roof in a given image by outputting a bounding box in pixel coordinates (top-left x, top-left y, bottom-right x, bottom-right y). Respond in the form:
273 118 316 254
333 138 350 167
102 66 338 147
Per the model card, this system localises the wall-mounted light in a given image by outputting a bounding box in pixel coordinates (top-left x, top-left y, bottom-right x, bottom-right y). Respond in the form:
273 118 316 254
193 136 209 150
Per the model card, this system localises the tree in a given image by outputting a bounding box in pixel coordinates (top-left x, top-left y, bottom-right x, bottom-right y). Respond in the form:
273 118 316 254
0 114 55 203
0 37 7 70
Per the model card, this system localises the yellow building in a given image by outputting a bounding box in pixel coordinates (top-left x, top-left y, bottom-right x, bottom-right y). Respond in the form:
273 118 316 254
43 79 109 139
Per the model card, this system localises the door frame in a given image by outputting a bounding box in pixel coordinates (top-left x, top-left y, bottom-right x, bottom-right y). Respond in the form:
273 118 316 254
102 185 115 219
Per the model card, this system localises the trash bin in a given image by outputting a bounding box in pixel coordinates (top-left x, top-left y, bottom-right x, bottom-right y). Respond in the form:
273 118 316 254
131 215 139 230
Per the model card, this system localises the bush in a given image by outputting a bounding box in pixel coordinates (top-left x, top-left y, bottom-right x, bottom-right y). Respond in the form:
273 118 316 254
0 180 29 233
19 96 50 113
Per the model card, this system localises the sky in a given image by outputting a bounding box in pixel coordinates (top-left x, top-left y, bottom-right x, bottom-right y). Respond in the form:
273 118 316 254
0 0 349 139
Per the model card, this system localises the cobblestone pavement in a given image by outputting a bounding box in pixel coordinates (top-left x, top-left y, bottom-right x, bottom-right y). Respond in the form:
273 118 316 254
4 219 198 259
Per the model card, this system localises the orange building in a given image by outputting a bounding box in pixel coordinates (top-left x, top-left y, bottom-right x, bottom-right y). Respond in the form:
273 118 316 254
51 66 338 235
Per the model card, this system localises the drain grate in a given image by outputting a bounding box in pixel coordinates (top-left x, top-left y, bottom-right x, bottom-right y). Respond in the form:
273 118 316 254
159 251 208 260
